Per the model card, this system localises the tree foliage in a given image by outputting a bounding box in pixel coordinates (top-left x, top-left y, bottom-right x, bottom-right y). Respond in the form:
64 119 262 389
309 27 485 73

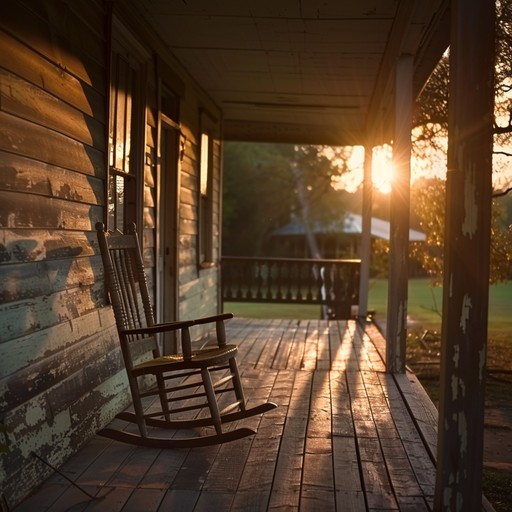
413 0 512 176
222 143 352 256
410 0 512 282
409 178 512 285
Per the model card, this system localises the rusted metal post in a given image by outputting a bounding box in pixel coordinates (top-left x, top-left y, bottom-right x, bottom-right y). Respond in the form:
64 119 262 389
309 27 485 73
434 1 495 510
386 55 413 373
358 145 373 319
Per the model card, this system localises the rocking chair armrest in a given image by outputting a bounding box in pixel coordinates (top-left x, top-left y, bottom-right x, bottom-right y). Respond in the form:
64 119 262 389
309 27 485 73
193 312 234 325
120 320 195 336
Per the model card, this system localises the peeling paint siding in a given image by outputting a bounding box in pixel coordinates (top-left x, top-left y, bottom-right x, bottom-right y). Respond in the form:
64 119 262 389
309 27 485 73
0 308 112 380
459 294 472 333
1 0 224 506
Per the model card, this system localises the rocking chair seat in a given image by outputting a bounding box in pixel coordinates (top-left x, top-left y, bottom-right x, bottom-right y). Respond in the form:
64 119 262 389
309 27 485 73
132 344 238 375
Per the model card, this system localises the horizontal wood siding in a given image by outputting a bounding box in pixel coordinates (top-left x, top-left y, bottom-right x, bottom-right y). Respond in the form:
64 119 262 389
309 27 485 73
1 0 225 507
0 0 128 507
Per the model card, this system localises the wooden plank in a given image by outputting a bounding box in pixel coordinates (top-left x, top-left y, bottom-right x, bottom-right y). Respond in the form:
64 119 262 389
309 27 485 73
316 322 331 370
121 488 166 512
0 308 115 381
0 229 99 265
7 483 71 512
168 446 223 492
301 320 319 370
0 0 105 89
137 448 189 489
302 437 335 510
0 29 105 118
74 442 137 488
271 319 300 369
1 325 121 411
106 447 161 488
0 111 105 177
302 370 335 509
0 279 105 343
244 320 282 368
267 370 313 510
346 369 399 510
158 490 199 511
329 320 345 371
393 372 438 458
43 485 98 511
377 373 436 500
79 485 132 511
285 320 308 370
233 370 293 504
0 190 103 230
0 255 103 304
199 367 279 503
0 151 104 205
0 70 105 150
193 491 234 512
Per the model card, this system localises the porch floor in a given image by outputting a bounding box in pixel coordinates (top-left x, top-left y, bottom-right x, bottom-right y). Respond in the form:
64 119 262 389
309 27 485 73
15 318 448 511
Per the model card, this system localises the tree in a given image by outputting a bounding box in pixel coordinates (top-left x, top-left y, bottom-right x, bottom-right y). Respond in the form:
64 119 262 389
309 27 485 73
410 0 512 282
409 178 512 285
414 0 512 183
222 143 352 257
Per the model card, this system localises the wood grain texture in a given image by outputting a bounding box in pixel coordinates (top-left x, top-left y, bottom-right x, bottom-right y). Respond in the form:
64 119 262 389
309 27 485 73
11 318 492 512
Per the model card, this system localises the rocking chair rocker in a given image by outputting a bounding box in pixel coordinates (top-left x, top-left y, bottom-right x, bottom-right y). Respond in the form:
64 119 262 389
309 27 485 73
96 222 276 448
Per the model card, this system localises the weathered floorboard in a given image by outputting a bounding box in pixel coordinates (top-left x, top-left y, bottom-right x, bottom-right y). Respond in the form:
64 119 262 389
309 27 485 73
13 318 474 512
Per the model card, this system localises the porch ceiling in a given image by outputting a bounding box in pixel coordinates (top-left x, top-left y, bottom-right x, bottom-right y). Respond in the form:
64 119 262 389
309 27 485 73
135 0 450 146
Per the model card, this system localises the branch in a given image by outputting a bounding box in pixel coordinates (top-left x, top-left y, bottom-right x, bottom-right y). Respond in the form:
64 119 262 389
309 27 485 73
492 186 512 198
493 150 512 157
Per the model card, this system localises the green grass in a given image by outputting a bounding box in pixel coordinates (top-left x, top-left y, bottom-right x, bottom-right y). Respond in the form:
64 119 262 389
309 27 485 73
223 301 322 319
225 278 512 331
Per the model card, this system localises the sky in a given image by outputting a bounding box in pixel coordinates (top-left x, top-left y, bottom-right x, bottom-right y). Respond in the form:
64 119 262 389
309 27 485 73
334 136 512 195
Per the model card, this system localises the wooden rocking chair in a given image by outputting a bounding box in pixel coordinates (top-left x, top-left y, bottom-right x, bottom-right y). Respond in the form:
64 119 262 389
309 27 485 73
95 222 276 448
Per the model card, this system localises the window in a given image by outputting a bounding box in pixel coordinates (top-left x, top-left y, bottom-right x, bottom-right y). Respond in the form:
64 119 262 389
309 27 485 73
108 21 146 233
198 129 213 266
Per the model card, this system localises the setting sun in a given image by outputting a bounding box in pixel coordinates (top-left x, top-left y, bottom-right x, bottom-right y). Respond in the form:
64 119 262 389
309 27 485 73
372 144 394 194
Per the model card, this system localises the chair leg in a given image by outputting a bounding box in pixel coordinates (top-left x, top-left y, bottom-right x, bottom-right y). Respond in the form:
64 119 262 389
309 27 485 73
201 368 223 435
128 375 148 438
229 357 246 411
156 372 171 421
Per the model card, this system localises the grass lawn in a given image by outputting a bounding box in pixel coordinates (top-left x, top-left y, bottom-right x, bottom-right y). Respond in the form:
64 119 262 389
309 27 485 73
225 278 512 334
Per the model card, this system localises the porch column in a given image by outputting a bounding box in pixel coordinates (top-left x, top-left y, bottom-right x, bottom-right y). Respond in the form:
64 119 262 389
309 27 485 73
434 1 495 510
386 55 413 373
358 145 373 319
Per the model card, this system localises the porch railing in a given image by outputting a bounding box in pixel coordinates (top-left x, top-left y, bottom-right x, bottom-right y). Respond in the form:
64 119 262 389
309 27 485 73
221 256 361 320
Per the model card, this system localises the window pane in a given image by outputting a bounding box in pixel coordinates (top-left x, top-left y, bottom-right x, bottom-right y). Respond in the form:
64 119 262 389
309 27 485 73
200 133 209 196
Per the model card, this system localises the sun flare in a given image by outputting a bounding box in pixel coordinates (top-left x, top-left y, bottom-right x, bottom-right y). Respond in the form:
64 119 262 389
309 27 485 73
372 145 393 194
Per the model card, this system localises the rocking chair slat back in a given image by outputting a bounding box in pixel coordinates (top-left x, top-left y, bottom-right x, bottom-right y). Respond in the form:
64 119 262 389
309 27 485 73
98 223 155 331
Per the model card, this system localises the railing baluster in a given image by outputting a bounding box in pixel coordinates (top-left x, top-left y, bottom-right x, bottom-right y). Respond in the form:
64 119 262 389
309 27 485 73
221 256 361 319
266 261 273 300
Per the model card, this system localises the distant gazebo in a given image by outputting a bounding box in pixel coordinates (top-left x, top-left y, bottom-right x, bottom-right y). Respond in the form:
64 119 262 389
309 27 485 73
268 212 426 259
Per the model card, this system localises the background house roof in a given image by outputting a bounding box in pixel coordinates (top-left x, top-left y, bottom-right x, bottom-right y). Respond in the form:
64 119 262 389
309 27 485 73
133 0 450 146
272 213 427 241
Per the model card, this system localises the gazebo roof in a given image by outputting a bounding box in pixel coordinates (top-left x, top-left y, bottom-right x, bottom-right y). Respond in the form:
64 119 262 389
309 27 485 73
272 213 427 241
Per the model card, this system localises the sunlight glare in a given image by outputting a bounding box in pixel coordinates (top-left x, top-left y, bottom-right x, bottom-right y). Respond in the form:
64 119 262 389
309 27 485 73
372 145 393 194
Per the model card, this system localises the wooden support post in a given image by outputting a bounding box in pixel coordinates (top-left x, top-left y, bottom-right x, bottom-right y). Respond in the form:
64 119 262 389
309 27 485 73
358 145 373 319
434 1 495 510
386 55 413 373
